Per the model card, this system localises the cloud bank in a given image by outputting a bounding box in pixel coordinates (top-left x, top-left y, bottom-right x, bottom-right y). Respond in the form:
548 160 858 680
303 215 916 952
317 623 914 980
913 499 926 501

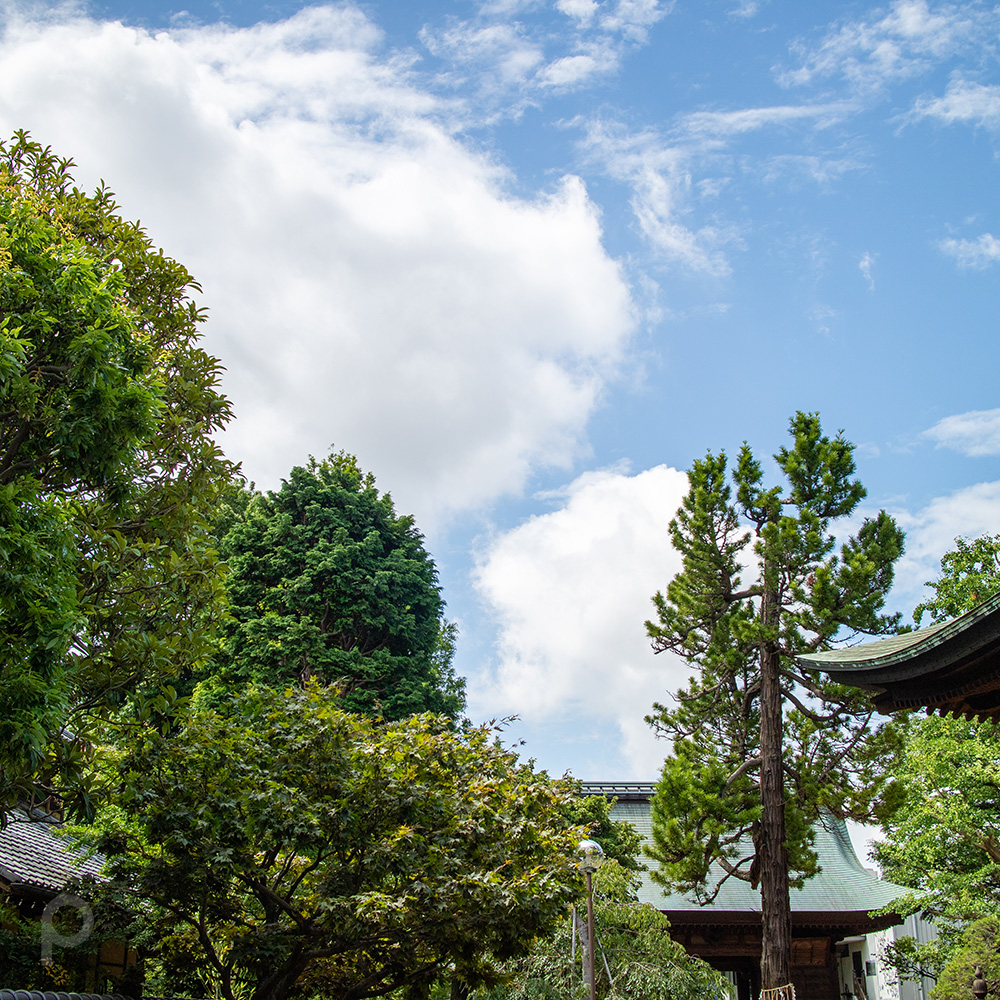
0 4 635 523
473 437 1000 774
472 464 691 776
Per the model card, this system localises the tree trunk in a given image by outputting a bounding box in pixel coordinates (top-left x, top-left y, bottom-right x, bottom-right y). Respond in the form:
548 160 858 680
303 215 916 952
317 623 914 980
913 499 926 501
758 584 791 991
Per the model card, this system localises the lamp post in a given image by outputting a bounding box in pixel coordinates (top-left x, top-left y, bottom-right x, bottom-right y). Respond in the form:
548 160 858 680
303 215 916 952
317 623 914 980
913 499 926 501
578 839 604 1000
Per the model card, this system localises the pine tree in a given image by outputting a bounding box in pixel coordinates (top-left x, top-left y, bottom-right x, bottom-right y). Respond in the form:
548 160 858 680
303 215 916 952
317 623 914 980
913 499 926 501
645 412 904 990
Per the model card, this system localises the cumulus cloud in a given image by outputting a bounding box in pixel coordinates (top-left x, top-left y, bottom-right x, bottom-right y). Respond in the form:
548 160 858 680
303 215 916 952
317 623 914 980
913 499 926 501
0 5 636 524
890 480 1000 612
472 464 690 776
923 408 1000 456
557 0 599 26
471 457 1000 773
939 232 1000 269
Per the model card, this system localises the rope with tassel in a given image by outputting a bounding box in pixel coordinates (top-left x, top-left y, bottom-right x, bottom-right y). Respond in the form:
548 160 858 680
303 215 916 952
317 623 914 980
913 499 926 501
759 985 795 1000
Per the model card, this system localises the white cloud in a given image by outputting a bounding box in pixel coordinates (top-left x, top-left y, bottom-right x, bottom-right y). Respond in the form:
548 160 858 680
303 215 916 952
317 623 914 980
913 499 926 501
939 232 1000 269
556 0 598 26
419 0 669 108
781 0 989 92
578 119 742 274
923 408 1000 456
678 102 853 139
598 0 669 42
0 5 636 524
730 0 761 19
859 251 876 290
471 459 1000 773
418 20 545 91
538 52 604 87
472 464 690 776
890 480 1000 612
910 78 1000 129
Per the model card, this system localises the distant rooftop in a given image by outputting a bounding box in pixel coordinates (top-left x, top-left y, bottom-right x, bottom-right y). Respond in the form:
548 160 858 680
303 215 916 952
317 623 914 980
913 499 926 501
580 781 906 932
0 811 104 895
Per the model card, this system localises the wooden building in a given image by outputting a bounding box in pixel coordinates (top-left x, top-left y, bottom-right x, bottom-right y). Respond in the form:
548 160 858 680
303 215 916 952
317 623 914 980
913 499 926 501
583 782 907 1000
0 810 138 992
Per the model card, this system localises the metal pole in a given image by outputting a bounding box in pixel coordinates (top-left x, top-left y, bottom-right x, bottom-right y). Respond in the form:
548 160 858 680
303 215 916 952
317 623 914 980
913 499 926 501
586 869 597 1000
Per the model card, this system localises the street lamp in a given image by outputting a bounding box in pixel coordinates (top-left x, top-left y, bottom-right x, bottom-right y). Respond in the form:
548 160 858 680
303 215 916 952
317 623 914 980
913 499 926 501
577 839 604 1000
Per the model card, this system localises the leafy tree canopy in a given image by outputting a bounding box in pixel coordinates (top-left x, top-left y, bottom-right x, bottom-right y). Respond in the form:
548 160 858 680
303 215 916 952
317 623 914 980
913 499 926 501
204 452 465 720
566 793 645 873
913 533 1000 625
930 917 1000 1000
84 685 580 1000
479 859 731 1000
873 534 1000 986
0 131 236 815
645 412 904 988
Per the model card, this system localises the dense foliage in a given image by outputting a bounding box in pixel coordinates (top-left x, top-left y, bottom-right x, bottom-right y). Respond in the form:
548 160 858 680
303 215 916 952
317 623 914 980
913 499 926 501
645 412 904 988
930 917 1000 1000
0 131 235 815
566 793 645 873
85 685 581 1000
913 533 1000 625
479 860 731 1000
873 534 1000 988
204 453 465 720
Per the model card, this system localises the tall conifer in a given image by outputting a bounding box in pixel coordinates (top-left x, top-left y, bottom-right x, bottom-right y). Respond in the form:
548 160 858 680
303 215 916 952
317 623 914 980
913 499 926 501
646 412 904 990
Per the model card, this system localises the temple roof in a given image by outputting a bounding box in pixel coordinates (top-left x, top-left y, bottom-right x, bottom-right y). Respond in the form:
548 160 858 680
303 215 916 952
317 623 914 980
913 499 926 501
0 811 104 895
797 592 1000 720
582 782 906 932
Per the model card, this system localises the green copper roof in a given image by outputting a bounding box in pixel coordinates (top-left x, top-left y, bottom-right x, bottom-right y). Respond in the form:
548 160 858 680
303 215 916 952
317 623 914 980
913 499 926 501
797 591 1000 679
582 783 908 924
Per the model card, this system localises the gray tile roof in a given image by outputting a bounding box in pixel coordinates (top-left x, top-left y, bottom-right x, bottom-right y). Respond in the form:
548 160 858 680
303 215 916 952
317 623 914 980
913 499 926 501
0 812 104 893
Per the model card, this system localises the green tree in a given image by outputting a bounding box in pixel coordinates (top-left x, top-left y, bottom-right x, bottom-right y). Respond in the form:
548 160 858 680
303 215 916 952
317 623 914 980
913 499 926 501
929 917 1000 1000
567 793 645 873
480 860 732 1000
913 533 1000 625
204 453 464 720
0 131 236 814
873 713 1000 986
645 412 904 991
85 685 580 1000
872 534 1000 986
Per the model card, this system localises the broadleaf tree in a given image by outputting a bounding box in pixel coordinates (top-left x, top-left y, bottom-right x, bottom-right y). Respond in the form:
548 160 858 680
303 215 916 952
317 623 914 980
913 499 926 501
871 533 1000 986
202 453 465 720
912 532 1000 625
84 684 581 1000
645 412 904 991
478 860 732 1000
0 131 236 814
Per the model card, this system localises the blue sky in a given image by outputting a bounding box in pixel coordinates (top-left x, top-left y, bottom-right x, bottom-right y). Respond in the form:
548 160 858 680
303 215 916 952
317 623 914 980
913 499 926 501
3 0 1000 778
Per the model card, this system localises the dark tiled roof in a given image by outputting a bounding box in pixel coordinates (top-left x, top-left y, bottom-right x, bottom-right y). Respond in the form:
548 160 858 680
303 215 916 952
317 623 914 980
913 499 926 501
0 993 132 1000
0 812 104 893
